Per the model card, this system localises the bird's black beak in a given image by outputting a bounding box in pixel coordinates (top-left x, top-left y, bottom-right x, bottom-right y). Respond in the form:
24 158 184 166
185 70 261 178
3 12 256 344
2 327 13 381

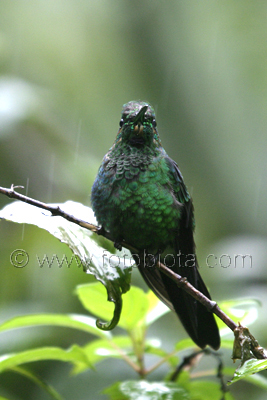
133 105 148 124
133 105 148 136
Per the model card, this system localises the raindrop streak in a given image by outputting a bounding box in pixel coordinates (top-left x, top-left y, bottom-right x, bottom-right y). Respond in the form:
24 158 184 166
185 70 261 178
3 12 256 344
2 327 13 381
253 176 262 221
47 154 55 203
74 119 82 165
160 65 174 111
21 177 29 241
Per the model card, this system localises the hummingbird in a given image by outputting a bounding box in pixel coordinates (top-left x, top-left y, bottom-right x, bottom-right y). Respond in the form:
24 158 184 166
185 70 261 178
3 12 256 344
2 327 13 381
91 101 220 350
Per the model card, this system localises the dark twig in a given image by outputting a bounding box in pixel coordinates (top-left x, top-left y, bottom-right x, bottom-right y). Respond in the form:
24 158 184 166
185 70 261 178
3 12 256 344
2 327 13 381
0 185 99 232
0 185 266 361
0 185 138 253
156 261 237 331
170 349 204 382
170 349 228 400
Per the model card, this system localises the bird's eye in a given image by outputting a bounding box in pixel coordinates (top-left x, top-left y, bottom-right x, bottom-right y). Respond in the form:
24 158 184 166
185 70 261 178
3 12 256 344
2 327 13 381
152 119 157 128
119 119 124 127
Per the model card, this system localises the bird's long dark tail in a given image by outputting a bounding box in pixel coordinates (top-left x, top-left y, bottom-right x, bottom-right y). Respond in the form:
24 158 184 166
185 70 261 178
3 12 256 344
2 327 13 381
137 258 220 350
162 259 220 350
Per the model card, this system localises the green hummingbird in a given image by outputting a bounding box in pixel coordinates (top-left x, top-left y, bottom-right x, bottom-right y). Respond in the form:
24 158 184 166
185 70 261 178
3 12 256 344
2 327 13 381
91 100 220 349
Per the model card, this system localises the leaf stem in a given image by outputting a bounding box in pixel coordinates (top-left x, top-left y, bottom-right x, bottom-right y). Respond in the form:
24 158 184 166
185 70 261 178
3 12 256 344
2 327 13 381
107 338 141 373
128 326 147 378
145 349 178 375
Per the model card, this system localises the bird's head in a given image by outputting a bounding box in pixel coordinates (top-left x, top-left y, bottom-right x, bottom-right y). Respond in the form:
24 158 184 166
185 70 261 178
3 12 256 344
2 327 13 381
115 101 161 148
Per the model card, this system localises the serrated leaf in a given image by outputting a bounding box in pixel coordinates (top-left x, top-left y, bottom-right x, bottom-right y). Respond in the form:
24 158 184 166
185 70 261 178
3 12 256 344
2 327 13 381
0 201 132 331
0 313 111 339
103 381 189 400
0 345 90 373
76 283 149 330
229 358 267 385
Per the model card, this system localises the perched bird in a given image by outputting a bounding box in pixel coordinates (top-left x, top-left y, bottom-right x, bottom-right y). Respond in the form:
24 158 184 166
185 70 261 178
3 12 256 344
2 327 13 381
91 101 220 350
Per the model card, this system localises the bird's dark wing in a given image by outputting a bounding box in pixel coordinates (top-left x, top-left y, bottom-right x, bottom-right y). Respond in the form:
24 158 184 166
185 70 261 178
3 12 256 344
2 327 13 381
138 156 220 350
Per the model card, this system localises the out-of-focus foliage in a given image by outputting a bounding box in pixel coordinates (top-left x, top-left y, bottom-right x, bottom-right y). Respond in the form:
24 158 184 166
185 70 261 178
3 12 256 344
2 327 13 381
0 1 267 399
0 281 263 399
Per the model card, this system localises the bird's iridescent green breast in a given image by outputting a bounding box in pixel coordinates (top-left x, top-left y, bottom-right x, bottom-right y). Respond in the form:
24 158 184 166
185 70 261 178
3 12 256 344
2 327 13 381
93 144 182 252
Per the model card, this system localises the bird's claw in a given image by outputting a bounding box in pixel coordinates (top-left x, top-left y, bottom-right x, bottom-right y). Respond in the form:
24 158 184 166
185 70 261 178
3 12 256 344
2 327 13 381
114 241 122 251
97 226 106 236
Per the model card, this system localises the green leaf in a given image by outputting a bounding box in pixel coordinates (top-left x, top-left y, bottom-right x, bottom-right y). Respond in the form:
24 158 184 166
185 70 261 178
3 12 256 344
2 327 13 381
228 358 267 385
0 313 111 339
216 298 260 336
175 338 195 352
73 335 132 374
224 367 267 390
177 373 234 400
145 290 170 325
0 201 132 331
0 345 90 373
119 286 149 329
189 381 234 400
10 366 63 400
76 283 149 330
103 381 189 400
220 339 235 350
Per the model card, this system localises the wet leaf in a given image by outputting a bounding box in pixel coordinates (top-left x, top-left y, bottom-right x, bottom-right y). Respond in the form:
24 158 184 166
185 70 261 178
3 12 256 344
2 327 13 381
0 200 132 331
229 358 267 385
103 380 189 400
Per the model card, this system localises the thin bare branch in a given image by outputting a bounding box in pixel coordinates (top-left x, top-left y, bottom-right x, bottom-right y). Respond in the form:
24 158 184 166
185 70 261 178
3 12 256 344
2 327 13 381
1 184 266 361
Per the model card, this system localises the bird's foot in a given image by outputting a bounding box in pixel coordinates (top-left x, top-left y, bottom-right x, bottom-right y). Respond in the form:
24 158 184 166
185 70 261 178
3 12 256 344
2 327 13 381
97 226 106 236
114 240 123 251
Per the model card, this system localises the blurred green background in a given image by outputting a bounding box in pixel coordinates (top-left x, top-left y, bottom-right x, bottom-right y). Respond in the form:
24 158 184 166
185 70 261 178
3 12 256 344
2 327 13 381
0 1 267 399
